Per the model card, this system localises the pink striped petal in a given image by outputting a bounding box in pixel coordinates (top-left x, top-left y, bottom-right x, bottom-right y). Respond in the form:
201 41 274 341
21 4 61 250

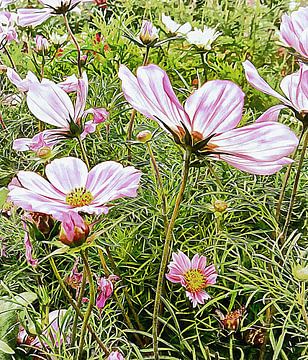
185 80 244 138
255 104 286 123
17 8 52 27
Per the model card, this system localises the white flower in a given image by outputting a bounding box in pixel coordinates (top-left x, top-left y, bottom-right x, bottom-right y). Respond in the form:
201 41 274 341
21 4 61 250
186 25 221 50
162 14 191 35
50 32 67 45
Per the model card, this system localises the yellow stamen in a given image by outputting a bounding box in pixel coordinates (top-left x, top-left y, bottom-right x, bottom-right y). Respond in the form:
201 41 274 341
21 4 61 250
66 187 93 207
184 269 207 293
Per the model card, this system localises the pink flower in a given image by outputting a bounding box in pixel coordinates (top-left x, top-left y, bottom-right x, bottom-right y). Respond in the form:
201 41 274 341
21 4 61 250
17 0 92 27
0 11 17 44
279 7 308 59
59 211 89 247
243 60 308 121
81 107 109 139
13 131 58 158
108 351 125 360
26 72 108 139
96 277 114 310
119 64 298 175
8 157 141 221
166 251 217 307
23 231 38 267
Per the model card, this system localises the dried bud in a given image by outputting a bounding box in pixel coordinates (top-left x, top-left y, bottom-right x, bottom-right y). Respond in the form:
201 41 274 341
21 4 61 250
292 264 308 281
136 130 152 143
213 200 228 213
30 212 55 236
59 212 89 247
216 306 245 332
139 21 159 45
244 327 265 347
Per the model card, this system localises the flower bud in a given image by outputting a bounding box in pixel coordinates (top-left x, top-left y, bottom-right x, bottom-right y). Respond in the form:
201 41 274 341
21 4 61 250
108 351 125 360
292 264 308 281
139 20 159 45
213 200 228 213
59 212 89 247
35 35 49 52
136 130 152 143
36 146 52 159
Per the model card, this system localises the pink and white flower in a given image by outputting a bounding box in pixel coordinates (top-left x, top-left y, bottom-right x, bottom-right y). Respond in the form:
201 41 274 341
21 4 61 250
108 351 125 360
81 107 109 139
243 60 308 120
279 7 308 59
96 275 119 310
119 64 299 175
59 211 89 246
26 72 108 139
9 157 141 220
35 34 49 52
162 14 192 35
17 0 93 27
166 251 217 307
139 20 159 45
0 11 17 45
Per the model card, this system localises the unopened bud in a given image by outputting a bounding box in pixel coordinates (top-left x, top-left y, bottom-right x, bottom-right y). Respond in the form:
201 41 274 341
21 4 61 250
136 130 152 143
292 265 308 281
59 212 89 247
36 146 52 159
139 20 159 45
213 200 228 213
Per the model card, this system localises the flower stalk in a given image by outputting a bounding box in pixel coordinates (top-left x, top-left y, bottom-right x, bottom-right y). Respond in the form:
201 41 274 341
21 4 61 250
77 136 90 169
152 148 191 360
77 250 95 360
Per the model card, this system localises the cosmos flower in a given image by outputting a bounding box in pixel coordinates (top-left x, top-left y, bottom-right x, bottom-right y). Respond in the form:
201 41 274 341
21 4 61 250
186 25 221 49
119 64 299 175
161 14 192 35
166 251 217 307
59 211 89 246
17 0 93 27
9 157 141 221
108 351 125 360
25 72 108 139
279 7 308 59
96 275 119 310
243 60 308 122
0 11 17 45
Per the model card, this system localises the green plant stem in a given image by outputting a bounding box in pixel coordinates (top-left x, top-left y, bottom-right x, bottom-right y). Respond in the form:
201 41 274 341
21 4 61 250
77 250 95 360
127 47 150 162
2 43 16 70
71 265 87 348
48 257 109 355
281 128 308 240
77 136 90 169
146 142 168 230
200 52 208 82
152 148 191 360
300 282 308 330
276 126 306 223
63 14 82 77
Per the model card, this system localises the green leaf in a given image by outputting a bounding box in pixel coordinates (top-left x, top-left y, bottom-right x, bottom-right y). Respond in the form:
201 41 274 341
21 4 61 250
0 188 9 208
0 340 15 354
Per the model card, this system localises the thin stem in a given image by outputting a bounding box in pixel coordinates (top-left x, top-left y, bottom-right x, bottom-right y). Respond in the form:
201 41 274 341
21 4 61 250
276 127 306 223
300 282 308 329
2 44 16 70
146 142 168 230
77 250 95 360
200 52 208 82
49 257 109 355
152 149 191 360
77 136 90 169
71 265 87 348
127 47 150 162
281 128 308 239
63 14 82 77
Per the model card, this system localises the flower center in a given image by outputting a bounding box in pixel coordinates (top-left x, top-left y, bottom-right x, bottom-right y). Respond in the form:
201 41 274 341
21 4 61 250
184 269 207 293
66 187 93 207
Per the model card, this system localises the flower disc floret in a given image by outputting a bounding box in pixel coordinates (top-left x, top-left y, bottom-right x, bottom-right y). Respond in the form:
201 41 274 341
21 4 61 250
184 269 207 293
66 187 93 207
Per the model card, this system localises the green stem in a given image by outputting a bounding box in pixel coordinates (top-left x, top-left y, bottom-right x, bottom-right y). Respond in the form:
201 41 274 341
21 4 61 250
152 149 191 360
70 265 87 348
200 52 208 82
276 127 306 223
48 257 109 355
77 136 90 169
63 14 82 77
127 47 150 162
2 44 16 70
146 142 168 230
300 282 308 330
77 250 95 360
281 128 308 240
